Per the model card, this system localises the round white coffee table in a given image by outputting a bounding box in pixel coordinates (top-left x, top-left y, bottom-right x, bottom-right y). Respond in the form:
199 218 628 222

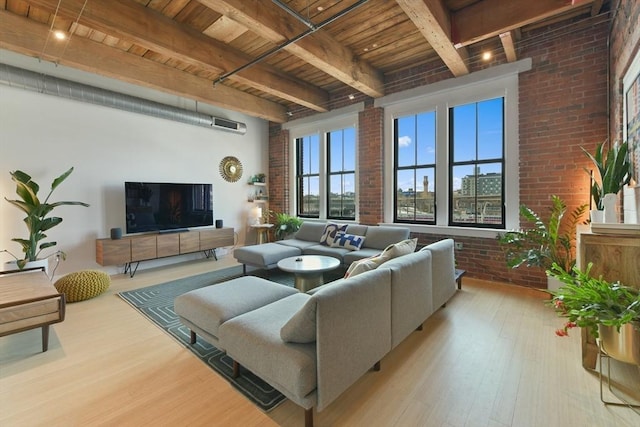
277 255 341 292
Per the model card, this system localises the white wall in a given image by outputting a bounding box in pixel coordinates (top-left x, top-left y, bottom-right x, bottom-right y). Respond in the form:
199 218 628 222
0 51 268 277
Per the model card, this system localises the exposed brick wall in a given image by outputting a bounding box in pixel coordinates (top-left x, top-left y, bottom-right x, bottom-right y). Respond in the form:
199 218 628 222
358 100 384 225
268 12 615 289
268 123 289 215
610 0 640 142
508 15 610 287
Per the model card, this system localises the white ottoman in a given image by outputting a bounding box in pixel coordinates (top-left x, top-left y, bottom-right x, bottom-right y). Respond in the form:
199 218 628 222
174 276 298 350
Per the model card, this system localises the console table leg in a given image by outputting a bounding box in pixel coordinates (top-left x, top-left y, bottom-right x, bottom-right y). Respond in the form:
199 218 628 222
41 325 50 352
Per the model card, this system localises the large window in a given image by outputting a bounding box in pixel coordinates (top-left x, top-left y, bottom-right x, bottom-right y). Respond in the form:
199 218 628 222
449 97 505 227
327 128 356 219
296 135 320 217
389 83 513 232
295 125 357 220
394 111 436 223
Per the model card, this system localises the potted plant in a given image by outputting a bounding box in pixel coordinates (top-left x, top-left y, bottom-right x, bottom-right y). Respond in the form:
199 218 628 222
498 195 588 286
581 141 631 222
547 262 640 365
270 211 303 240
2 167 89 271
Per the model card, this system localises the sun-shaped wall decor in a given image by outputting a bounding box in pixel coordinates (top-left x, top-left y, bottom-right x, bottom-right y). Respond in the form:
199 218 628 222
219 156 243 182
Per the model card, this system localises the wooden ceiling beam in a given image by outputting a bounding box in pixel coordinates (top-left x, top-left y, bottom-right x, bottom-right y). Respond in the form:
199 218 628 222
452 0 593 47
0 11 288 123
22 0 329 112
198 0 386 98
395 0 469 77
499 31 517 63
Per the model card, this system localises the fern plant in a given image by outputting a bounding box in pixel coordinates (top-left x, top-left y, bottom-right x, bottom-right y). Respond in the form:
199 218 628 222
270 211 303 240
498 195 588 273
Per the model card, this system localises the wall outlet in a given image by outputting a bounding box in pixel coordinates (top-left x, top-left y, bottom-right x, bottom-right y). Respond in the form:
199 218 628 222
454 242 463 250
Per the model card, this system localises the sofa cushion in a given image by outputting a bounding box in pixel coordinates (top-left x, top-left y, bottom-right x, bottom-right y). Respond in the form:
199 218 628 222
344 238 416 277
276 238 319 251
319 223 347 246
342 248 382 266
302 244 351 260
331 232 365 251
344 255 380 278
294 221 327 242
219 293 318 401
234 243 301 269
345 224 368 236
362 226 410 250
281 295 317 343
381 238 417 259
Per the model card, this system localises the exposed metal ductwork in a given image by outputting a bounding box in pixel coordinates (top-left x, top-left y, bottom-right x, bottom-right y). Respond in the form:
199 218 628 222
0 63 247 134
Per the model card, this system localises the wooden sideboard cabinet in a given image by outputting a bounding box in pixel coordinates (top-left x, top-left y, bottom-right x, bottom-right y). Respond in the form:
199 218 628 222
96 227 234 276
576 225 640 368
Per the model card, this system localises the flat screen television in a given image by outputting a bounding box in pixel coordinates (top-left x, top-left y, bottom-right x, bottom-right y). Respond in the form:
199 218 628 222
125 182 213 234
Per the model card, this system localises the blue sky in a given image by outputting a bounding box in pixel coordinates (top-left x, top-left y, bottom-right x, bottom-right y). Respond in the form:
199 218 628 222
397 97 503 192
299 96 503 197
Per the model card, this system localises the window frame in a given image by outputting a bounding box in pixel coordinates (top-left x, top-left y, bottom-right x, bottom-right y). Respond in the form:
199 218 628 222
284 108 361 222
379 63 526 238
448 97 506 228
326 128 357 220
393 110 437 225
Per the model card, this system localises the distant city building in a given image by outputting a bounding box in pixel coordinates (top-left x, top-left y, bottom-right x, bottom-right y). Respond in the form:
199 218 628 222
461 168 501 196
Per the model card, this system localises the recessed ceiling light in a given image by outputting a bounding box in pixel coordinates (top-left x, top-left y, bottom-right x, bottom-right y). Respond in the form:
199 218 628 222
317 6 324 11
482 51 492 61
348 94 355 100
53 30 67 40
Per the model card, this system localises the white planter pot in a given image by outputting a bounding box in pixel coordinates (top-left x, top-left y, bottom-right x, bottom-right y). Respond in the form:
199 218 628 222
590 209 604 223
2 258 49 275
602 193 618 223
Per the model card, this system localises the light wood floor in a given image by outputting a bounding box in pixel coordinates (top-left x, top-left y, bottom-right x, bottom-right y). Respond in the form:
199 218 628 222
1 255 639 427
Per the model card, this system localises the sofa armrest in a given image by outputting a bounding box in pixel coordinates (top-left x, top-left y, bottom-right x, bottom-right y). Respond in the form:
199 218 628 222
421 239 456 309
314 267 392 410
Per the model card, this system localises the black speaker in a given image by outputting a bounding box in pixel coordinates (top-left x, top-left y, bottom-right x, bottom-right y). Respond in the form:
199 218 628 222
110 227 122 240
215 219 223 229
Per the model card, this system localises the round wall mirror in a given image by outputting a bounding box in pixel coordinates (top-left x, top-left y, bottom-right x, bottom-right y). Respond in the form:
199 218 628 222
219 156 243 182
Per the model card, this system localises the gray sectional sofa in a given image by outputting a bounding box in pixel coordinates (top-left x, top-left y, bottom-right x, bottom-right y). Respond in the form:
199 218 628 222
233 221 411 273
175 238 457 427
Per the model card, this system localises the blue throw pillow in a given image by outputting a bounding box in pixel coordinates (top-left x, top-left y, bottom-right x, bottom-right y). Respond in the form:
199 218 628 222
319 223 347 246
331 232 365 251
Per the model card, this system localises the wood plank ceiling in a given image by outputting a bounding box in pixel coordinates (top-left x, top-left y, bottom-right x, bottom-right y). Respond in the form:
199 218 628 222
0 0 607 123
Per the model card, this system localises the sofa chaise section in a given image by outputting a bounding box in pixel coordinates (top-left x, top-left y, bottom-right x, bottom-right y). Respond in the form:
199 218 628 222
218 267 392 418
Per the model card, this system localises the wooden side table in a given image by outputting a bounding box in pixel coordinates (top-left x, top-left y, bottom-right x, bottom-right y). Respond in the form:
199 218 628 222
0 270 66 352
251 223 274 244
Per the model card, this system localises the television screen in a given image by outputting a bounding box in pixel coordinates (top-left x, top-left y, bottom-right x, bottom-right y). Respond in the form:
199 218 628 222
125 182 213 234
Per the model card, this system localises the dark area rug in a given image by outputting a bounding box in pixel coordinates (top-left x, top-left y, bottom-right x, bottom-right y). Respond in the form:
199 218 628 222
118 265 343 412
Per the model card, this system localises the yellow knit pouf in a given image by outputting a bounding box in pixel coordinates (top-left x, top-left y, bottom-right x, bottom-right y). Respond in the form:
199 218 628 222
54 270 111 302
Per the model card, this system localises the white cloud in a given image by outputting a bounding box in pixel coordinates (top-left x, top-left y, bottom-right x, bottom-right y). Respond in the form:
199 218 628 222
398 135 412 147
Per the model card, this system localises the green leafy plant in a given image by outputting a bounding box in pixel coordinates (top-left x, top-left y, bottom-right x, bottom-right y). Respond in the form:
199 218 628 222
581 141 631 210
270 211 303 240
498 195 588 274
547 263 640 338
4 167 89 269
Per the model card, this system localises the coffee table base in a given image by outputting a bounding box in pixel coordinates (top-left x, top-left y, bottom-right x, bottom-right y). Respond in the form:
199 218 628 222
294 273 325 292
